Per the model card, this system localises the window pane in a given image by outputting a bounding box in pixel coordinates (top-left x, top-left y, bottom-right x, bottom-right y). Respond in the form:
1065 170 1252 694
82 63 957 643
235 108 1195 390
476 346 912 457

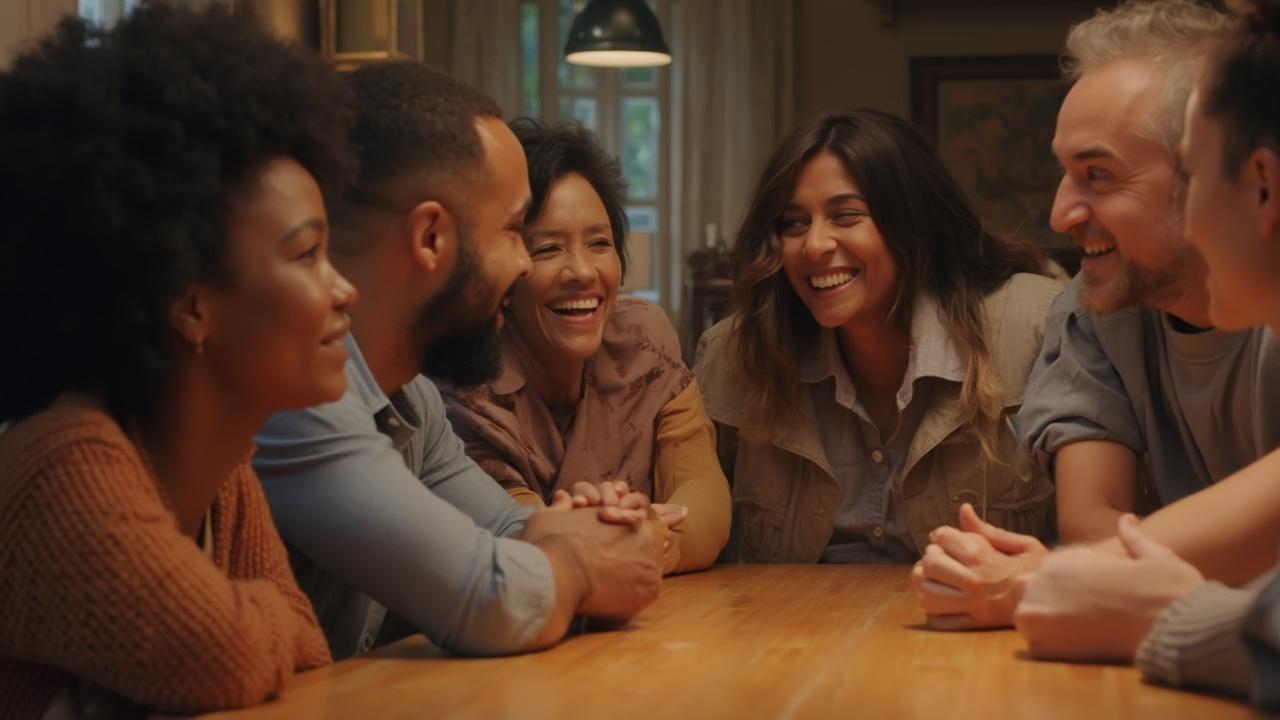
78 0 105 25
81 0 138 28
621 98 659 200
621 67 657 88
558 97 598 130
520 2 540 118
558 0 596 89
628 207 657 233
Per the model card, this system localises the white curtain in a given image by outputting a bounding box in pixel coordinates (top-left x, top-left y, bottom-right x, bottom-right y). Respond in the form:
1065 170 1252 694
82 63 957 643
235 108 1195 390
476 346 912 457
449 0 524 117
669 0 794 310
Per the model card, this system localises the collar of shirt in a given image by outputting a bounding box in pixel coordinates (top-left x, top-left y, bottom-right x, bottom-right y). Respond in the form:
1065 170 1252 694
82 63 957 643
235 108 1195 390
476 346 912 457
342 333 420 449
1158 310 1252 364
798 294 967 413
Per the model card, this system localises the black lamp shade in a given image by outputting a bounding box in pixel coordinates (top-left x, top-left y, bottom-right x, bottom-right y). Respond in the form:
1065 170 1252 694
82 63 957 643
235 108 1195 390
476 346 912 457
564 0 671 67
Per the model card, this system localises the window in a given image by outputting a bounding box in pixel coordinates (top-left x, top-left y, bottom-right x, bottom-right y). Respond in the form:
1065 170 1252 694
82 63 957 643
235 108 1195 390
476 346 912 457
519 0 672 306
78 0 140 27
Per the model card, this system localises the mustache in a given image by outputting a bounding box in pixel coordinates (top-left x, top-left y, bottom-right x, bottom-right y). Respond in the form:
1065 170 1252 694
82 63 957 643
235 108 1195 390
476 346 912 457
1071 223 1117 247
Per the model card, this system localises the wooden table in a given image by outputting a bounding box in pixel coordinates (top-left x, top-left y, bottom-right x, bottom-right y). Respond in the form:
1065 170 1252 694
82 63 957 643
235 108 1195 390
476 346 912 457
201 565 1263 719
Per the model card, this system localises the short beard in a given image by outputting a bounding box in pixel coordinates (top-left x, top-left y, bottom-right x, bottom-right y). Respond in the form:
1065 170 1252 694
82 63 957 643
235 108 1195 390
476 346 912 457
1077 214 1191 315
415 227 505 388
421 320 502 387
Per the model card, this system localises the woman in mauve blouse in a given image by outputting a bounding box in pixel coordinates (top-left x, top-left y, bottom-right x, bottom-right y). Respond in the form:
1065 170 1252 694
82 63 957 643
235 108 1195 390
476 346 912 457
441 119 730 574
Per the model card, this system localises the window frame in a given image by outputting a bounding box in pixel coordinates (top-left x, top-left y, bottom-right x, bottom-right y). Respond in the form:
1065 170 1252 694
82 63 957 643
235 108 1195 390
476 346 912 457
522 0 672 306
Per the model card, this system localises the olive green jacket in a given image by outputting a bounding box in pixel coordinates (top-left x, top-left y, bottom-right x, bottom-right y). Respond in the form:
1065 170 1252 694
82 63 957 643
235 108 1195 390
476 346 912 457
693 273 1064 563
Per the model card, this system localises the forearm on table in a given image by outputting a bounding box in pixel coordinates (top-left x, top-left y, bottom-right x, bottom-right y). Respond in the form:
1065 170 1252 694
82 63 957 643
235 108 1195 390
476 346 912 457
1098 449 1280 584
416 535 559 656
664 473 730 572
231 468 332 669
654 382 731 572
1053 440 1137 543
268 463 554 656
524 536 590 650
1136 581 1257 699
11 471 318 712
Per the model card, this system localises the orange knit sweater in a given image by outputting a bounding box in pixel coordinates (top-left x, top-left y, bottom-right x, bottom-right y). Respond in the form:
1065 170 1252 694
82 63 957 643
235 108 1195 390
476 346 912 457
0 401 331 718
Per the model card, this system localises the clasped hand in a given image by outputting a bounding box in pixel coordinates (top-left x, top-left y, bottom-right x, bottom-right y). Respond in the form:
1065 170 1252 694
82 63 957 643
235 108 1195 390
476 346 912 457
911 503 1048 629
912 506 1204 662
550 480 687 574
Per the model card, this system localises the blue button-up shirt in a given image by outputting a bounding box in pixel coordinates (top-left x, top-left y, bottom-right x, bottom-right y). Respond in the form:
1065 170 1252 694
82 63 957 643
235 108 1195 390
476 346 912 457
253 335 553 659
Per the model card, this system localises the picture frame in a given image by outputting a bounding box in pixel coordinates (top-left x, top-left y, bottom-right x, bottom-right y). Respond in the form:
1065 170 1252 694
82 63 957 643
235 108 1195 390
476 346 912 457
318 0 423 73
910 55 1078 271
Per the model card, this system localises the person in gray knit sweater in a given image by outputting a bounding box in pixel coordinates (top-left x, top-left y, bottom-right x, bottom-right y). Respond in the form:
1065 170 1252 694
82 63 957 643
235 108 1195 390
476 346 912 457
1014 0 1280 707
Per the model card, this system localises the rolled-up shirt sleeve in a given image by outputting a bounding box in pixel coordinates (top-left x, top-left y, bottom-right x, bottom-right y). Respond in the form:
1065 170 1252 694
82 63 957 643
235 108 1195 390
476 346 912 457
254 379 555 657
1010 280 1146 476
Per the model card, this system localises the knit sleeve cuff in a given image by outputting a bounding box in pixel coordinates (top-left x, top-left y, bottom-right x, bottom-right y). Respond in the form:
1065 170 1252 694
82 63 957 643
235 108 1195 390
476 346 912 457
1135 581 1255 699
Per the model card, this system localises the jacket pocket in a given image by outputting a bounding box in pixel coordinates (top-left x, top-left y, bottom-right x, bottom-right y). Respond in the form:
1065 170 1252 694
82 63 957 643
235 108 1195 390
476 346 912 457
730 499 785 563
940 427 1054 539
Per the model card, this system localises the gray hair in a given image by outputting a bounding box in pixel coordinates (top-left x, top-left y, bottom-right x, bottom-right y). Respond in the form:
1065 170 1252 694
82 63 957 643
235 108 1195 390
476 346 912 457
1062 0 1232 156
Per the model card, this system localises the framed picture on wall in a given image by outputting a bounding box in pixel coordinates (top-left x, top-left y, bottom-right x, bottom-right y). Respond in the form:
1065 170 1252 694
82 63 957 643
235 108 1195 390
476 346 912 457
910 55 1078 272
319 0 424 72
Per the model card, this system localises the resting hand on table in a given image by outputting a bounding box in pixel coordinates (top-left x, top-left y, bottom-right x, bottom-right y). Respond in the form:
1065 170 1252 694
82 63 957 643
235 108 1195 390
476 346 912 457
912 503 1049 629
1013 513 1204 662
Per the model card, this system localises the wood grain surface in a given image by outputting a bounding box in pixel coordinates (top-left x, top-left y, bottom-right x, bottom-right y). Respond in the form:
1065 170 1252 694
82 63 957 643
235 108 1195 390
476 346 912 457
197 565 1264 719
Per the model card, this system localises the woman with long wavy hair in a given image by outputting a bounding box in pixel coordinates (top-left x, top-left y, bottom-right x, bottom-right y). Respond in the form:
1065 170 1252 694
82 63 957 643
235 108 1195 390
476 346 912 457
694 109 1063 564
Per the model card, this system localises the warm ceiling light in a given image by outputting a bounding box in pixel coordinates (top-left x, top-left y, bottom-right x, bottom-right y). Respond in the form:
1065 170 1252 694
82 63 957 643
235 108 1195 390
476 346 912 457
564 0 672 68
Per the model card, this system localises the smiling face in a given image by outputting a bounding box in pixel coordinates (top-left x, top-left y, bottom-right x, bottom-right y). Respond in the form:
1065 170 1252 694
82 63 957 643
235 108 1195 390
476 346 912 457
204 156 357 409
507 172 622 365
777 150 898 331
1050 59 1196 314
1180 91 1280 330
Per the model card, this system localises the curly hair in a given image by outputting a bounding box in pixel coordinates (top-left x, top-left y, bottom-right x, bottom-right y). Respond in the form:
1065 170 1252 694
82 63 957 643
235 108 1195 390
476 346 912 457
508 118 631 277
729 111 1047 462
0 1 356 425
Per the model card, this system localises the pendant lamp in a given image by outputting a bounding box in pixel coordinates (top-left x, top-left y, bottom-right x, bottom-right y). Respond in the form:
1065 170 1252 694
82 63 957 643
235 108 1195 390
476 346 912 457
564 0 671 68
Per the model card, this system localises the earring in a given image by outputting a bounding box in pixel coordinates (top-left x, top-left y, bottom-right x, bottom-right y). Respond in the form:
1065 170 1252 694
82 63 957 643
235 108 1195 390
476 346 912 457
195 337 205 356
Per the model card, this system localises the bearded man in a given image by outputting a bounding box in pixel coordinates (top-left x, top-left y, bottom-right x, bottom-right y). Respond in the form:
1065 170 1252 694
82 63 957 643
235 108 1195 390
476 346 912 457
253 62 664 659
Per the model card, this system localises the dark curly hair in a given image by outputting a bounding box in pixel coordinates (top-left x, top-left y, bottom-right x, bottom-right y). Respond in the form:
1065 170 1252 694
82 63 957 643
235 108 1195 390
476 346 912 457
0 1 356 425
508 118 631 277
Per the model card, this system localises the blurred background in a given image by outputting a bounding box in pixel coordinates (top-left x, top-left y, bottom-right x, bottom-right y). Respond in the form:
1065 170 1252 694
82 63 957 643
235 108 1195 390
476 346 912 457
2 0 1109 351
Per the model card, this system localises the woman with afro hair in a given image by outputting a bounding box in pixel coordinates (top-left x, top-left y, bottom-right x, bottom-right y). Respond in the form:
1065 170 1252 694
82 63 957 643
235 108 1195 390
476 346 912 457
0 2 357 716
